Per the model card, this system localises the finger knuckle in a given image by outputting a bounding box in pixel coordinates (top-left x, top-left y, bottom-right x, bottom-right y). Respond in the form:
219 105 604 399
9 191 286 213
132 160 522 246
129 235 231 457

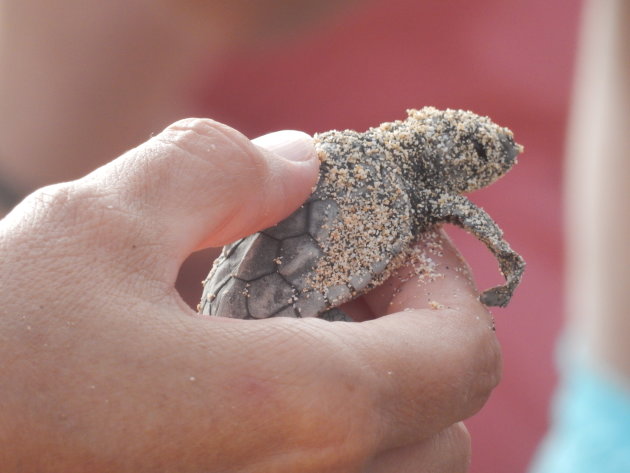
163 117 217 151
154 117 268 207
160 117 251 162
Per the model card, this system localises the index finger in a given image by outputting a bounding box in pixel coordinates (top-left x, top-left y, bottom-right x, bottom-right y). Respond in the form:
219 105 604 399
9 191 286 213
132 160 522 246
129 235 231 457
337 229 501 451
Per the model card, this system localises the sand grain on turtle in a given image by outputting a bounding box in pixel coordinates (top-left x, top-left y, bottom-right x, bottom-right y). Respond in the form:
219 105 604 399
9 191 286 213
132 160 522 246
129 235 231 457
199 107 525 321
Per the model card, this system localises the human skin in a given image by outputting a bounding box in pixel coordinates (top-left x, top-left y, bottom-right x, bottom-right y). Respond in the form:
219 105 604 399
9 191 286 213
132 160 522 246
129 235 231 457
564 0 630 378
0 119 501 472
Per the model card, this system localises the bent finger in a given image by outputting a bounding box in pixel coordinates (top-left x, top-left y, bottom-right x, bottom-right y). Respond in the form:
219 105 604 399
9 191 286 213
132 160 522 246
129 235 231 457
343 304 500 451
329 230 501 449
92 119 319 249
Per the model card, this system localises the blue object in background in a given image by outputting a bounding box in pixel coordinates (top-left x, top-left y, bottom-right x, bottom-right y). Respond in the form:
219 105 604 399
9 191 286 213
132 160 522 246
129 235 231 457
530 356 630 473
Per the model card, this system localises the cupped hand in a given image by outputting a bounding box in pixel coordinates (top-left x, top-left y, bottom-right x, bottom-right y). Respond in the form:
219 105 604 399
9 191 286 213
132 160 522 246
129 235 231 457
0 118 501 472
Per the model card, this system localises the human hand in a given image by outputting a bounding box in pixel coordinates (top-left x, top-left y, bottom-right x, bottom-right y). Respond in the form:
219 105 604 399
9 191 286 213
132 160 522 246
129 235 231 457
0 118 500 472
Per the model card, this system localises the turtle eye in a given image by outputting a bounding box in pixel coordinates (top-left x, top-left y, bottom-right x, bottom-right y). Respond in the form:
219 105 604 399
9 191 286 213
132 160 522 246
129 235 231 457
473 140 488 161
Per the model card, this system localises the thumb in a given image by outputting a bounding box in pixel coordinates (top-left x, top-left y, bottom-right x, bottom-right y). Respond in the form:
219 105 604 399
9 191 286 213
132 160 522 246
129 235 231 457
85 118 320 255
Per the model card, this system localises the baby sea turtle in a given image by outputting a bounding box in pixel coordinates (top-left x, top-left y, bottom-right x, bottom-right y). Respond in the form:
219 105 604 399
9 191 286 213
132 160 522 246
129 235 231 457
199 107 525 321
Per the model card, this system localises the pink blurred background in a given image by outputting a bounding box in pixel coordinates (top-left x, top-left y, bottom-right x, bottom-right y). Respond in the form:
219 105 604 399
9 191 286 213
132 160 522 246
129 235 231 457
190 1 583 471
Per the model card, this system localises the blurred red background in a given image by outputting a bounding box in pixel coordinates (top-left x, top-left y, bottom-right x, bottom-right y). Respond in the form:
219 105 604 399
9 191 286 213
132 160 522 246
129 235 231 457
193 1 582 471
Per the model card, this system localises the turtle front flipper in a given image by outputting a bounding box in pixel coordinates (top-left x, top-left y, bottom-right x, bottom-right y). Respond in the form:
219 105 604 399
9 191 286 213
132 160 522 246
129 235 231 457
426 193 525 307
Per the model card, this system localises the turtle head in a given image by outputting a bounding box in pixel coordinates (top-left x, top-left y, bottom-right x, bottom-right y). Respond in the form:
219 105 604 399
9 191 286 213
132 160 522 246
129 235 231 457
404 108 523 193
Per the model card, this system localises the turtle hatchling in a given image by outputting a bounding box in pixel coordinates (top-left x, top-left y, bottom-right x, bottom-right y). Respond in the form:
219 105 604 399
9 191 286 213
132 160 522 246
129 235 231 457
199 107 525 321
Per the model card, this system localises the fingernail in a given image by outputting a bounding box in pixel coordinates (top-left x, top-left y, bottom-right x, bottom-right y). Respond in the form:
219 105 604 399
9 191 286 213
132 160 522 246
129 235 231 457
253 130 315 162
